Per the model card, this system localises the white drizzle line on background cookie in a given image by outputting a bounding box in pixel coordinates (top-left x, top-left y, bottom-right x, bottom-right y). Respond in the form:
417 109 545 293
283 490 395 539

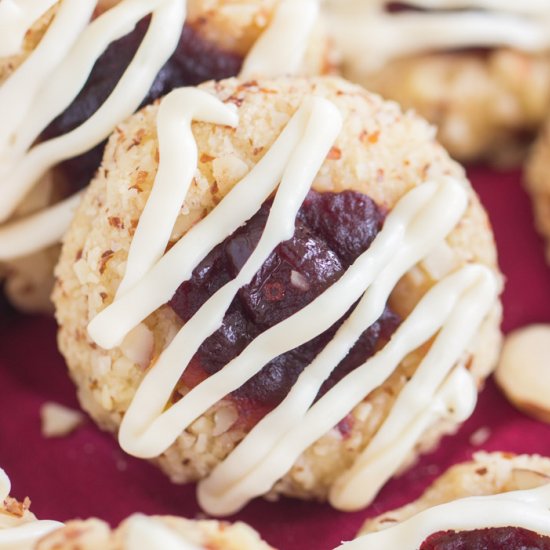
87 85 498 515
323 0 550 73
0 0 58 57
0 0 185 223
0 192 82 261
0 0 317 262
0 468 62 549
125 515 202 550
337 483 550 549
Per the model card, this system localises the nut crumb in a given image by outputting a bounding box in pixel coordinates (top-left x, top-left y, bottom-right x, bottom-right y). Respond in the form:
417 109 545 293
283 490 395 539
3 496 30 518
40 402 85 438
469 426 491 447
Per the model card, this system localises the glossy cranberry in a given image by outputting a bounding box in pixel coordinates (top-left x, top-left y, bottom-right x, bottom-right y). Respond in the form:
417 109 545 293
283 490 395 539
41 21 243 191
170 190 400 420
386 2 428 13
421 527 550 550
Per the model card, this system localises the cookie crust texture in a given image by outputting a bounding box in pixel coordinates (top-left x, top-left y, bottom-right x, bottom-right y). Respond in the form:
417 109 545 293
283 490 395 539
0 0 329 313
54 75 502 503
347 50 550 164
0 492 273 550
35 517 275 550
360 452 550 535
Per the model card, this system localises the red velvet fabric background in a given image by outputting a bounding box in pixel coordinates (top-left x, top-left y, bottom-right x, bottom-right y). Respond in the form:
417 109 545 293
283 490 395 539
1 166 549 549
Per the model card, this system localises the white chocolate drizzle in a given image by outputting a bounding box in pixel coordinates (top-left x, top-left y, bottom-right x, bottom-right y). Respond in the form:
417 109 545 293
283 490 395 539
125 515 201 550
0 0 185 259
240 0 319 79
87 78 498 515
0 192 82 261
0 468 62 550
338 483 550 549
0 0 58 57
322 0 550 73
0 0 319 263
115 97 343 457
0 0 186 223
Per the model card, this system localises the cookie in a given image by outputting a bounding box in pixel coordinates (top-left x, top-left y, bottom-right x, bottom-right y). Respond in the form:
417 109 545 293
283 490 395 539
53 75 502 515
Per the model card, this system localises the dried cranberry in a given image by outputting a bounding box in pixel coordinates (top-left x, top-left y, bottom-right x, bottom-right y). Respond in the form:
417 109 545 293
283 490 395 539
299 190 384 266
41 21 243 191
170 190 400 424
385 2 429 13
421 527 550 550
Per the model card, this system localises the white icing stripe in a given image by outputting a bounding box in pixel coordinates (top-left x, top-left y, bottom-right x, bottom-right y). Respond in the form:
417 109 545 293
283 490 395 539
2 0 169 163
328 0 550 16
0 522 63 550
125 515 202 550
330 265 496 509
87 85 499 514
0 0 58 57
0 0 319 260
0 0 186 223
0 468 62 550
117 97 343 457
404 0 549 14
240 0 319 79
196 179 469 513
333 364 476 508
116 88 238 297
0 469 9 503
323 0 550 72
337 484 550 549
89 98 332 349
198 266 495 515
0 192 82 261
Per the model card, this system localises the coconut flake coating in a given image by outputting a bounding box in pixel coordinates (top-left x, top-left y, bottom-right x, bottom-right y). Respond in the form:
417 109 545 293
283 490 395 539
54 75 502 502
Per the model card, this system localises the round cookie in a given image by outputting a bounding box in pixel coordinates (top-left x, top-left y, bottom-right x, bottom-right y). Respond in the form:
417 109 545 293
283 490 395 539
346 452 550 549
323 1 550 164
0 0 327 313
53 75 502 512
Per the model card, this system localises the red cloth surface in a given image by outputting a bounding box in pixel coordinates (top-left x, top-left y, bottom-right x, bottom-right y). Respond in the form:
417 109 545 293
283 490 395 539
1 166 549 549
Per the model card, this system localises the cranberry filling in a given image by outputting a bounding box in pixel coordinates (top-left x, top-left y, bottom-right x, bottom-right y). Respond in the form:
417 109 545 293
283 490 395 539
385 3 494 58
386 2 429 13
386 3 471 13
41 20 243 191
169 190 400 426
421 527 550 550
